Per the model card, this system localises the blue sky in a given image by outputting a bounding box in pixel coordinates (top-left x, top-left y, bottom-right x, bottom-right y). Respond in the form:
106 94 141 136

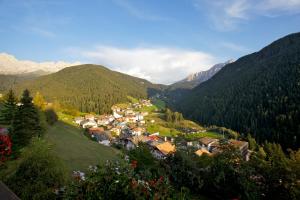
0 0 300 84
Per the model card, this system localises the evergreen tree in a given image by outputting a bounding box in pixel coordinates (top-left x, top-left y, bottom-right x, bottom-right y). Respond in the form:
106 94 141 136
0 89 17 125
11 89 42 149
165 108 172 122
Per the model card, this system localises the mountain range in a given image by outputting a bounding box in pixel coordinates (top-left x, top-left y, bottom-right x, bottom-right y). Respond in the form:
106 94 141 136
0 53 80 75
168 60 234 90
0 32 300 148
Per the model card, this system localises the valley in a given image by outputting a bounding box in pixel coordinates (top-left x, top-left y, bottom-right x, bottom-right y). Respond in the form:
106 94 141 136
0 32 300 200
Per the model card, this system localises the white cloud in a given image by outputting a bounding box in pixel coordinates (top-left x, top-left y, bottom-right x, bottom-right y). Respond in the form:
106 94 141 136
0 53 80 74
67 46 218 84
225 0 250 19
196 0 300 31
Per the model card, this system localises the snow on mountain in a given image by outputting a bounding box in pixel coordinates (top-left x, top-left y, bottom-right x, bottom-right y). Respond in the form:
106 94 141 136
0 53 81 75
170 60 234 89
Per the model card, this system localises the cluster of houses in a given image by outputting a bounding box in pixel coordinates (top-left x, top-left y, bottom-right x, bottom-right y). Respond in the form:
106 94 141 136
187 137 249 160
73 99 249 160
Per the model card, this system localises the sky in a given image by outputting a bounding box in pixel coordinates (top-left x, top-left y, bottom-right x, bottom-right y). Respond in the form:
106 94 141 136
0 0 300 84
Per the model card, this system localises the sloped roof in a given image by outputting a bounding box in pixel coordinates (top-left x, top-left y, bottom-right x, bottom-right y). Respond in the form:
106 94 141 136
199 137 219 146
129 136 150 145
155 142 176 155
195 149 211 156
229 139 248 149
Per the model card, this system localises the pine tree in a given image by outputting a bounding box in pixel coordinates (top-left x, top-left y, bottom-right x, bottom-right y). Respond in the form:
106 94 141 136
11 89 42 149
0 89 17 125
165 108 172 122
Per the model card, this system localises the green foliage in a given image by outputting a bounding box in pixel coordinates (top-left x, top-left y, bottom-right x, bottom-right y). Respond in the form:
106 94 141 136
177 33 300 149
0 89 17 125
151 98 166 111
33 91 46 110
11 89 43 149
6 138 68 200
247 134 259 150
165 151 205 194
44 108 58 125
127 143 164 177
165 108 184 123
65 160 181 200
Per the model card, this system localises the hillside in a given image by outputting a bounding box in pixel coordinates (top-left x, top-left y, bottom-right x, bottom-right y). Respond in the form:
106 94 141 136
0 72 43 92
45 121 119 171
14 64 164 113
176 32 300 149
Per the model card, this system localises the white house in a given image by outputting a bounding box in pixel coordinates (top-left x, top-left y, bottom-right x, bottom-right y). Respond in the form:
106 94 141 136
99 140 110 146
125 109 135 116
131 127 145 136
151 142 176 160
74 117 84 125
97 118 110 126
85 114 95 121
82 120 98 129
149 132 159 136
125 115 137 123
113 111 123 119
136 114 144 121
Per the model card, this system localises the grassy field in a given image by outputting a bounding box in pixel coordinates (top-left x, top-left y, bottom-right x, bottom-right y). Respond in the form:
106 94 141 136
45 121 120 172
185 131 223 140
151 98 166 110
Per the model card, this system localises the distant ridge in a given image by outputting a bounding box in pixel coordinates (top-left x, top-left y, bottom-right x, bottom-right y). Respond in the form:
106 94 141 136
0 53 80 74
169 60 233 90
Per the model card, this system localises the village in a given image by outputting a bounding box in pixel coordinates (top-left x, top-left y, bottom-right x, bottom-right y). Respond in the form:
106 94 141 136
74 99 250 161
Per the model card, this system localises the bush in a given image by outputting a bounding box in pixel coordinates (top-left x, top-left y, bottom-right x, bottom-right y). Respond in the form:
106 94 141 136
44 108 58 125
7 139 68 200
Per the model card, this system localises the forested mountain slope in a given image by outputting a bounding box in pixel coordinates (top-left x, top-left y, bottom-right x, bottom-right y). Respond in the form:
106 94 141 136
0 72 44 92
176 32 300 149
14 64 164 113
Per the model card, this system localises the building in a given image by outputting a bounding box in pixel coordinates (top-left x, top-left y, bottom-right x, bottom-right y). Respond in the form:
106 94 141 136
81 120 97 129
199 137 219 151
113 111 123 119
151 141 176 159
120 135 150 150
131 127 145 136
195 148 211 156
229 139 249 160
110 127 122 136
85 114 95 121
74 117 84 125
88 127 105 135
